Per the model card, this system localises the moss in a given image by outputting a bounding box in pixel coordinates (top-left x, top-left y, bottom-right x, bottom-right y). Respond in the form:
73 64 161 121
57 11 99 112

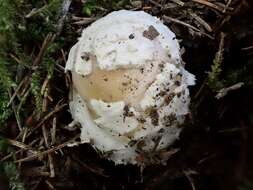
0 0 67 188
1 162 26 190
82 0 130 16
207 55 224 91
0 91 12 127
31 71 43 116
207 33 225 91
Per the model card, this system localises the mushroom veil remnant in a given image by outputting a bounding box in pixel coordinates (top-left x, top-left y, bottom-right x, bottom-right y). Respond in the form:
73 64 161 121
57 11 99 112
65 10 195 165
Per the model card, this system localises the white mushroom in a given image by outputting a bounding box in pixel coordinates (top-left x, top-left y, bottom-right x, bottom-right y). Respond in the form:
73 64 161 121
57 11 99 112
65 10 195 165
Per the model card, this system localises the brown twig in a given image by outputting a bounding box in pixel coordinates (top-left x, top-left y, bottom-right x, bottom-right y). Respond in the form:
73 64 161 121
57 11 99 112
163 15 214 39
32 33 56 67
189 12 212 32
51 117 57 145
192 0 224 12
25 103 67 140
37 103 67 129
19 77 32 97
72 16 97 25
56 62 65 72
148 0 162 8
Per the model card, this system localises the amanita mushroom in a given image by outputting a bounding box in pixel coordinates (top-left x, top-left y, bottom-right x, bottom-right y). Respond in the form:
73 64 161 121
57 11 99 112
65 10 195 165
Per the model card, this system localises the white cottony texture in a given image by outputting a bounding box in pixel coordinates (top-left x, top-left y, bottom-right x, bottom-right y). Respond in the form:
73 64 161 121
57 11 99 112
66 10 195 165
65 10 181 74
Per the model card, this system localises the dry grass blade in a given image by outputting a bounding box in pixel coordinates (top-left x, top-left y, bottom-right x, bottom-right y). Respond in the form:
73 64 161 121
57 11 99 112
223 0 232 13
241 45 253 51
215 82 244 99
170 0 185 6
56 0 72 35
45 180 56 190
8 90 22 131
159 148 180 159
0 139 39 162
7 139 37 153
51 117 57 145
216 32 225 63
42 125 49 147
183 170 197 190
14 136 79 163
41 77 50 96
7 76 28 107
48 154 55 178
42 112 55 178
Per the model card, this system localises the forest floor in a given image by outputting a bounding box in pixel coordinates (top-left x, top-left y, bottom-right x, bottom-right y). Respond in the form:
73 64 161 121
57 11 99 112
0 0 253 190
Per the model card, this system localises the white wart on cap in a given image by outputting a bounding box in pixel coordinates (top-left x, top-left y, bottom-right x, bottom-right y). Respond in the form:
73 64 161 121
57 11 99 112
66 10 195 165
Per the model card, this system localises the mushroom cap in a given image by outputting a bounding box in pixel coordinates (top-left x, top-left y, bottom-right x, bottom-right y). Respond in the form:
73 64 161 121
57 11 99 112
72 61 161 109
65 10 181 74
66 10 195 165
